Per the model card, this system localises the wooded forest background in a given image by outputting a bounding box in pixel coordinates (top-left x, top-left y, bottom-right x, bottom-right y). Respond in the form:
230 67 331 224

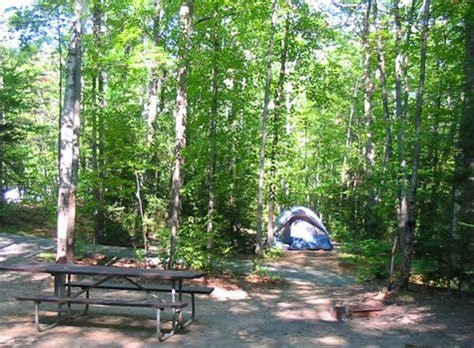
0 0 473 291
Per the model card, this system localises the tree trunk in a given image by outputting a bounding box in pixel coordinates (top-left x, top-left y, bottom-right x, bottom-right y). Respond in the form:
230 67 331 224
398 0 430 289
56 5 63 174
207 7 219 253
256 0 278 255
227 78 242 237
267 13 290 247
393 0 414 289
362 0 375 169
56 0 83 264
341 83 359 188
146 0 163 146
373 0 392 166
0 53 5 208
456 1 474 291
91 0 105 244
135 172 146 251
169 0 193 269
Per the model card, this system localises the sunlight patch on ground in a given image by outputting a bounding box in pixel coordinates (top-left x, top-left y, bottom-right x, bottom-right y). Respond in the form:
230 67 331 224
228 302 258 315
275 307 317 320
315 335 348 346
304 296 332 305
252 293 281 301
211 287 250 301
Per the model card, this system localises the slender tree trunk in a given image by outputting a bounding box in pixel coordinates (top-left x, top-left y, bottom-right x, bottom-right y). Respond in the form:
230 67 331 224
56 6 63 175
363 0 375 169
393 0 415 289
146 0 163 146
398 0 430 289
456 1 474 292
91 0 105 244
362 0 377 235
207 7 219 252
267 13 290 247
256 0 278 254
448 184 460 291
402 1 416 122
0 53 5 208
374 0 392 166
98 73 105 239
169 0 193 269
341 83 359 187
56 0 83 263
135 172 146 251
228 79 242 236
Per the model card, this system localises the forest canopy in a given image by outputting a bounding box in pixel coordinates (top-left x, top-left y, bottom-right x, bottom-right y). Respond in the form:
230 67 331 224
0 0 472 291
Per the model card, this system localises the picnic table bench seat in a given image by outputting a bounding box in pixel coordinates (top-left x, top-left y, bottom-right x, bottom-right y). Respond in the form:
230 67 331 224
0 263 208 341
65 280 214 294
16 295 187 341
66 280 213 323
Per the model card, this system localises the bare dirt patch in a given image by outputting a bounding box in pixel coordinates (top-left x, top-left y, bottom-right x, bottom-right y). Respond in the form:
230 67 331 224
0 234 473 347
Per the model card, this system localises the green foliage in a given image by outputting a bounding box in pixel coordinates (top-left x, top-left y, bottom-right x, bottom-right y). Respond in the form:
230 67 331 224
37 251 55 262
263 246 283 262
251 258 282 281
341 239 391 282
135 248 147 264
0 0 471 289
175 215 219 271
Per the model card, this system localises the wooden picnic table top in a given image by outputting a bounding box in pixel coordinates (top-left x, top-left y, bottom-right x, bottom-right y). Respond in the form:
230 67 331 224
0 262 206 280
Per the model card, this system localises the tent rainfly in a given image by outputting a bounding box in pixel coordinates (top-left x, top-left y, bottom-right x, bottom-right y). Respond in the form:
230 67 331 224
273 206 333 250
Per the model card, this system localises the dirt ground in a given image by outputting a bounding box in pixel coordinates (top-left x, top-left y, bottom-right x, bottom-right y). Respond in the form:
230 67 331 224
0 233 473 347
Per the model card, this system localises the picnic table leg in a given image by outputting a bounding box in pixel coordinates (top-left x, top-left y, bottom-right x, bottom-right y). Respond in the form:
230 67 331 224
157 308 181 342
33 301 60 332
180 292 195 328
178 280 184 325
67 274 72 317
53 273 65 320
171 280 176 302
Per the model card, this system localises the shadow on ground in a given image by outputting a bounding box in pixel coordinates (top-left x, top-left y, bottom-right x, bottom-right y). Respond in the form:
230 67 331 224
0 233 473 347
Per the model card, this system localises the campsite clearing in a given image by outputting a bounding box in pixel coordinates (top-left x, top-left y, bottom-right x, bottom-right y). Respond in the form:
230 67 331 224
0 233 473 347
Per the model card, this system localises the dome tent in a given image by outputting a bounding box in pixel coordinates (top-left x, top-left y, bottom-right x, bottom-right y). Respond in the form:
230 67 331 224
273 206 333 250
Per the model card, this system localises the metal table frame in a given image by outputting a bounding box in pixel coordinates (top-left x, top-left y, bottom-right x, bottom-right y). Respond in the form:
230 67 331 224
0 263 205 338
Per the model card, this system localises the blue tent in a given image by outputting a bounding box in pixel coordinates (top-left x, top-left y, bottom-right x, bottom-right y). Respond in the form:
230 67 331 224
274 207 333 250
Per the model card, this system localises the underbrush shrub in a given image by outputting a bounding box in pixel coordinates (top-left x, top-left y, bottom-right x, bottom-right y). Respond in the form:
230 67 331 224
341 239 391 282
175 214 231 271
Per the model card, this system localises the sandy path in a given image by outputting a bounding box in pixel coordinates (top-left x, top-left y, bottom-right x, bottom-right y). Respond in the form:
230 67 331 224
0 233 473 347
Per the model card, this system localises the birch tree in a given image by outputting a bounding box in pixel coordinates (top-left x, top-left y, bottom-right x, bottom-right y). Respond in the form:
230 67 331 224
267 11 290 247
91 0 105 244
56 0 83 263
169 0 193 269
207 6 220 252
398 0 431 289
456 1 474 289
256 0 278 254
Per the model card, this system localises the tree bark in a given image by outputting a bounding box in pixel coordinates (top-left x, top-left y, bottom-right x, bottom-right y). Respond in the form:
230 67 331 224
267 12 290 247
398 0 430 289
207 7 219 252
135 172 146 251
146 0 163 146
362 0 375 169
256 0 278 255
393 0 415 289
341 83 359 188
373 0 392 166
456 1 474 291
91 0 105 244
169 0 193 269
56 0 83 264
0 52 5 208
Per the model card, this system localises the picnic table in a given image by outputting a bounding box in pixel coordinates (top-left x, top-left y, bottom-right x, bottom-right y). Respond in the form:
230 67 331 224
0 262 213 341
